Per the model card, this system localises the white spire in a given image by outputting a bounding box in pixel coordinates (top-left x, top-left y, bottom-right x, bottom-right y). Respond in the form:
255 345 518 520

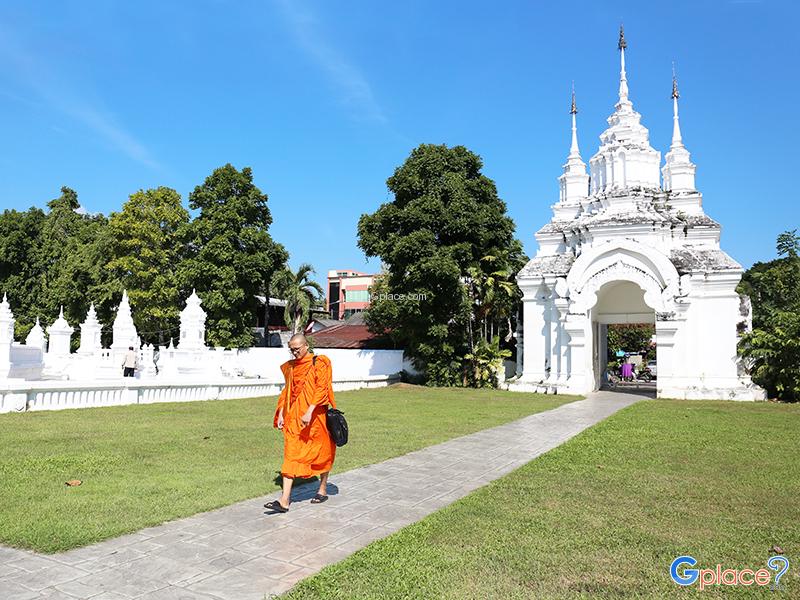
569 84 580 156
662 68 697 194
588 27 661 195
617 25 631 109
670 66 683 148
555 86 590 217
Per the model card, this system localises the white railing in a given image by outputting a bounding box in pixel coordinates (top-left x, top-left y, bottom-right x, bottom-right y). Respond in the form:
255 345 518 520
0 373 400 414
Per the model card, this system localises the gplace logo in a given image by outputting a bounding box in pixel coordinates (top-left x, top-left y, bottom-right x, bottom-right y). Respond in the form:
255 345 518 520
670 555 790 591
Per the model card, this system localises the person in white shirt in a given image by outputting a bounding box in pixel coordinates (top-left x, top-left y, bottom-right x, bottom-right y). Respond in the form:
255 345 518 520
122 346 138 377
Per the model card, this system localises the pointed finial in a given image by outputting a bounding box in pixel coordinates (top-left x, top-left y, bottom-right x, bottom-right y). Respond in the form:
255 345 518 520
568 84 580 156
59 305 65 318
2 293 6 303
670 64 684 148
570 82 577 115
616 25 630 105
671 63 679 99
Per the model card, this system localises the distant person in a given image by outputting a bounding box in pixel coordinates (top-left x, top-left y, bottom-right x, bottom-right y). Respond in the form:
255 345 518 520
265 334 336 513
122 346 138 377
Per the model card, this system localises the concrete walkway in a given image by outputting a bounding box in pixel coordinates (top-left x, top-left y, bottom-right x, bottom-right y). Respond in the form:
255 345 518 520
1 391 643 600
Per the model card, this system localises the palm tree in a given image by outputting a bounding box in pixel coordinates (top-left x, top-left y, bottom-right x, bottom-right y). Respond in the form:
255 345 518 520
467 255 517 343
272 264 324 334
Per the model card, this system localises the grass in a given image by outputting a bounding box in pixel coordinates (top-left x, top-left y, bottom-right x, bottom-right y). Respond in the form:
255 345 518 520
284 400 800 599
0 385 575 553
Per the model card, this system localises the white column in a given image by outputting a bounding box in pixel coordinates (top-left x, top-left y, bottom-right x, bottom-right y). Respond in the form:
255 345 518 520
655 317 680 398
564 314 589 393
555 298 570 384
519 280 548 382
546 296 560 384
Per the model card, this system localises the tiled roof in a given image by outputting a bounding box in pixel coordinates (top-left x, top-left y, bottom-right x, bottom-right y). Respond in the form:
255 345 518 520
518 254 575 278
308 318 391 349
670 248 742 274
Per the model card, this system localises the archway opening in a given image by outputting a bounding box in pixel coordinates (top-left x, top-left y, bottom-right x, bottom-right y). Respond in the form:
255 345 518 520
589 280 657 392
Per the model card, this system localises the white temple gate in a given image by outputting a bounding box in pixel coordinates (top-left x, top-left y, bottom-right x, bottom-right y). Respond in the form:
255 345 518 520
511 28 763 400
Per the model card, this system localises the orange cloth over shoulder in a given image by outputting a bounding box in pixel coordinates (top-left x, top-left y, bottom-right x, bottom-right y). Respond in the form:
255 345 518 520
273 352 336 478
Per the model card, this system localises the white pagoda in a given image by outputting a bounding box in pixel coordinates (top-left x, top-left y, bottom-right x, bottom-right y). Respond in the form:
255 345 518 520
111 290 140 351
512 28 763 400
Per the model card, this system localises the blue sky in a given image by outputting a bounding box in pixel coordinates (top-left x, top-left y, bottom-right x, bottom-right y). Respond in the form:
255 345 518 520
0 0 796 281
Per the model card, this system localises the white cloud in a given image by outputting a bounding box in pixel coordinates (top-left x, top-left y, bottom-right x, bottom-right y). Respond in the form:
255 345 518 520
274 0 387 124
0 25 161 170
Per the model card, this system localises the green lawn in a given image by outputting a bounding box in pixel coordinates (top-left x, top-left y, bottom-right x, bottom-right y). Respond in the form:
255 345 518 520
0 385 575 553
285 400 800 599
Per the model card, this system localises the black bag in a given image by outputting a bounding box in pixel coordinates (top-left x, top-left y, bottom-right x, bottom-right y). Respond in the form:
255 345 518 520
326 407 348 447
311 355 349 447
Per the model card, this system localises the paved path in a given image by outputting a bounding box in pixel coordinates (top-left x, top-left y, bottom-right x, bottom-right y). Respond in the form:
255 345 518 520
1 391 643 600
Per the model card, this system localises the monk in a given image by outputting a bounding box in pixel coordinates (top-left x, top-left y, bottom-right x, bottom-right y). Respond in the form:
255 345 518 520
264 333 336 513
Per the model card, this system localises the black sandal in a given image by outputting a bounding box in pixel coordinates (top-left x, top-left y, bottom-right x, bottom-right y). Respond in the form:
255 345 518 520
264 500 289 513
310 493 328 504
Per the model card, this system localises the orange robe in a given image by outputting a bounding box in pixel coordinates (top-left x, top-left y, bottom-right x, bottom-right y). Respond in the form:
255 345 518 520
273 353 336 478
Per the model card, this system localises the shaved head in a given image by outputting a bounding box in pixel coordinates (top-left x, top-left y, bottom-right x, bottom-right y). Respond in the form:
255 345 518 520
289 333 308 345
288 333 309 359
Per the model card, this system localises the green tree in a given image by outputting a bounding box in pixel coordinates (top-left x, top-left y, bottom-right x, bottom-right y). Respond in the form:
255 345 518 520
0 208 46 338
738 229 800 400
102 187 189 345
34 187 108 344
180 164 287 347
358 144 525 386
606 324 656 370
272 263 324 334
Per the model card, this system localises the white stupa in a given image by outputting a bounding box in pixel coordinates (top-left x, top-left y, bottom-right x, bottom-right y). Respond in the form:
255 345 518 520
178 290 207 350
511 27 762 400
111 290 140 351
25 317 47 350
46 307 73 357
78 303 102 354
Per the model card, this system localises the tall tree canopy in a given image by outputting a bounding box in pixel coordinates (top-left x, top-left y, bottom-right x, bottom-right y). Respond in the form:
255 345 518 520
0 207 46 338
738 229 800 400
102 187 190 345
0 169 297 349
27 187 107 341
180 164 288 347
358 144 526 386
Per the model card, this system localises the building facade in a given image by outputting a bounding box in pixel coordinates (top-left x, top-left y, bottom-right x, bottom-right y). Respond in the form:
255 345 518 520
326 270 378 320
511 29 763 400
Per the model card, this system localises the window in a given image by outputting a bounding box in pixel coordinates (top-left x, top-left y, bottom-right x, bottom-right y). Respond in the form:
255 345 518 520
344 289 370 302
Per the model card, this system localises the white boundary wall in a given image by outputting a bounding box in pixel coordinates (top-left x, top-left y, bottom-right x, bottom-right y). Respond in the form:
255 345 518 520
0 349 404 414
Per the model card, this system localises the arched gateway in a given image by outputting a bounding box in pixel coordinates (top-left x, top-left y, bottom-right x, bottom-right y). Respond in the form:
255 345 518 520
510 29 763 400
